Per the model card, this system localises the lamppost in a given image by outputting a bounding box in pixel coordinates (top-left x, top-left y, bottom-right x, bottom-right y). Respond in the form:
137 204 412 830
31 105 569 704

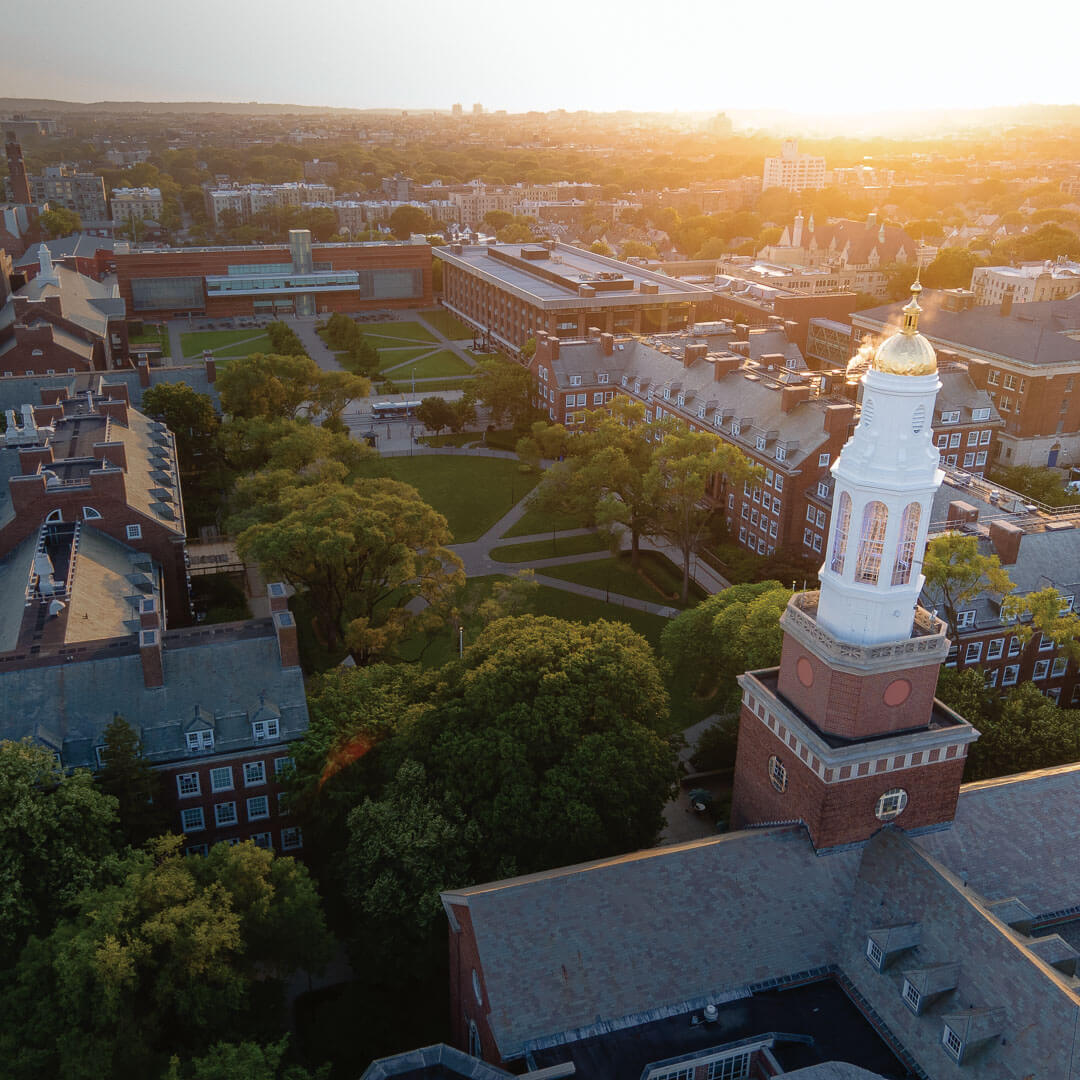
458 624 464 658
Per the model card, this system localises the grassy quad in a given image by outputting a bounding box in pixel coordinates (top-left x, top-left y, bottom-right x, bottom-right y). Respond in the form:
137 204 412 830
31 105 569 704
501 504 587 538
419 308 473 340
179 329 275 360
375 346 435 372
384 349 472 380
537 552 707 608
489 532 610 563
128 325 170 357
367 455 539 543
358 320 437 343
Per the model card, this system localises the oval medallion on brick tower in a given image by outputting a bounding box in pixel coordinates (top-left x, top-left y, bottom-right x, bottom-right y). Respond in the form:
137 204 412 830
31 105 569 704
796 657 815 687
883 678 912 707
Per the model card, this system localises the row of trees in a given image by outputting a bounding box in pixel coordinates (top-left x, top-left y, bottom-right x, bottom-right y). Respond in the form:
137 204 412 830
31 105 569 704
0 738 332 1079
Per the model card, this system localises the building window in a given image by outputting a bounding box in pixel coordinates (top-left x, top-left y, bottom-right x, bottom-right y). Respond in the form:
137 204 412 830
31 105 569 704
1033 659 1050 680
1039 633 1055 652
830 491 852 575
972 407 991 421
875 788 908 821
967 430 980 447
774 474 783 492
940 410 960 424
942 1026 963 1062
866 938 884 970
975 450 987 466
244 761 266 786
210 766 233 792
855 501 888 585
902 980 922 1014
597 373 608 384
979 429 991 446
251 832 273 850
963 453 975 469
569 375 581 386
274 756 295 777
176 772 200 797
756 435 767 451
956 610 976 629
181 807 205 833
252 718 280 742
1002 664 1020 686
1052 657 1068 678
936 434 948 448
247 795 270 821
126 524 142 540
468 1020 482 1059
818 453 830 467
706 1056 751 1080
986 638 1004 661
775 446 786 461
82 506 102 520
186 843 209 856
186 729 214 752
214 801 238 827
280 826 303 851
964 641 982 663
985 668 998 688
768 755 787 792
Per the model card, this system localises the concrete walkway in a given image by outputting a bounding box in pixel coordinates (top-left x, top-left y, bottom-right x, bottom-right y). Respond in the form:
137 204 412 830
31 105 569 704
284 316 344 372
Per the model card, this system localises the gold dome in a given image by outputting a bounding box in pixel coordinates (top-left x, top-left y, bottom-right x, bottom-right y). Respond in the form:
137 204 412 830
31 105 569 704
872 278 937 376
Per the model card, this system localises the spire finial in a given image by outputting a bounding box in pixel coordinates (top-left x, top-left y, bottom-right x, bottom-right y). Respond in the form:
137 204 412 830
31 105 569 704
902 271 923 335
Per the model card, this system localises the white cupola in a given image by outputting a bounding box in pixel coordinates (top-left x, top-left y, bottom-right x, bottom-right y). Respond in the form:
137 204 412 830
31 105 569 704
816 280 944 646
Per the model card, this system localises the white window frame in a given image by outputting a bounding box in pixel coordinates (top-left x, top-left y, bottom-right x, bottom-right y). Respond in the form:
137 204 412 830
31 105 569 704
956 610 976 630
214 801 238 827
210 765 233 792
902 979 921 1014
865 938 884 970
874 788 908 821
1002 664 1020 686
964 641 982 663
274 756 295 777
1033 659 1050 680
126 524 142 540
181 806 205 833
247 795 270 821
243 760 266 787
942 1025 963 1062
252 718 280 742
986 638 1004 661
176 772 200 797
1051 657 1068 677
979 429 991 445
280 826 303 851
186 729 214 752
818 452 830 467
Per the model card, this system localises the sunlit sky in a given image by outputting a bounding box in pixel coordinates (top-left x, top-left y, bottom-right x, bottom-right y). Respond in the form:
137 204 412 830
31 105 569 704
4 0 1079 117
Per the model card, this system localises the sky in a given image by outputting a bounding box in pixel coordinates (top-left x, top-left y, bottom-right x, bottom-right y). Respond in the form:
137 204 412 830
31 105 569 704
4 0 1079 117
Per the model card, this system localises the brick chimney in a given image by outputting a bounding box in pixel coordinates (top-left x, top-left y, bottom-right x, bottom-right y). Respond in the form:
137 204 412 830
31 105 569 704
684 342 708 368
273 610 300 669
267 581 289 613
823 402 856 435
1000 294 1013 318
140 596 160 630
204 353 216 384
101 380 130 404
97 399 129 426
988 519 1023 565
946 501 979 527
734 323 749 341
93 440 127 470
137 360 151 388
965 359 989 390
139 627 165 688
599 333 614 356
33 404 63 426
548 336 560 360
712 356 741 381
18 445 53 475
781 385 812 413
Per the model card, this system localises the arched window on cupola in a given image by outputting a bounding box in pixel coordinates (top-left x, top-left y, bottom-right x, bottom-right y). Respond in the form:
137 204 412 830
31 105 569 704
854 501 889 585
830 491 852 574
891 502 922 585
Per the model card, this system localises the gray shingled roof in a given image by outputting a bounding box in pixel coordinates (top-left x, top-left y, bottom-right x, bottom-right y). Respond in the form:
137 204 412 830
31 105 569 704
855 292 1080 367
443 827 861 1058
0 629 308 769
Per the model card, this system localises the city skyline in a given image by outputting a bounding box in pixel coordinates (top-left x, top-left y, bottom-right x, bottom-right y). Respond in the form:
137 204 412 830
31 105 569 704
4 0 1079 120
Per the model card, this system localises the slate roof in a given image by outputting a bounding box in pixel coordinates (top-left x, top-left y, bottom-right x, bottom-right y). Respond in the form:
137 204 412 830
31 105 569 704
0 263 123 337
913 762 1080 919
0 626 308 770
854 291 1080 368
11 233 114 269
443 826 862 1058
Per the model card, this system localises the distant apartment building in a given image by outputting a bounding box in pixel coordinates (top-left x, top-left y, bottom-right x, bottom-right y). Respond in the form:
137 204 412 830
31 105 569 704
115 229 431 319
0 202 38 257
1060 176 1080 197
303 158 339 182
29 165 108 222
970 258 1080 306
449 187 520 227
762 140 826 193
381 173 413 201
854 289 1080 469
436 241 710 350
110 186 164 223
205 182 336 227
0 116 57 138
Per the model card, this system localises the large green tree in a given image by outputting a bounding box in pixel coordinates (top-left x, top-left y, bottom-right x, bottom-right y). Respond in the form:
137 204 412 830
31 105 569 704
142 383 220 475
644 426 753 602
236 477 464 661
37 207 82 237
473 356 540 430
388 205 435 240
922 534 1015 639
96 716 171 847
1 836 333 1080
217 354 323 421
0 741 118 966
165 1036 328 1080
662 580 790 705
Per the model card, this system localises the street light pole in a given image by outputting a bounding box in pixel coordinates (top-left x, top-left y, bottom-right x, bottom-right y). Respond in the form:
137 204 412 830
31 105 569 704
458 624 464 658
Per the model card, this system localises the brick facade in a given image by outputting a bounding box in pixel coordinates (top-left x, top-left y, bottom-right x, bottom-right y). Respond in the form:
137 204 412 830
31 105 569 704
447 902 501 1063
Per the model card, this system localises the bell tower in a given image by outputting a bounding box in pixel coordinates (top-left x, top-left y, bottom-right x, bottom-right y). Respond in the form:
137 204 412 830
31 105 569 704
731 281 979 850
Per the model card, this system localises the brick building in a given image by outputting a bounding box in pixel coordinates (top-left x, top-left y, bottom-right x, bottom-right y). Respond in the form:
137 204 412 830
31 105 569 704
13 233 115 282
0 245 128 375
853 289 1080 469
436 241 710 352
0 377 309 855
531 321 998 560
114 230 431 320
29 164 109 222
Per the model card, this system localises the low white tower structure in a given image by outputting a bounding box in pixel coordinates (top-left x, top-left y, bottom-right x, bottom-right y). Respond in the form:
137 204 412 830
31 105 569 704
816 279 943 646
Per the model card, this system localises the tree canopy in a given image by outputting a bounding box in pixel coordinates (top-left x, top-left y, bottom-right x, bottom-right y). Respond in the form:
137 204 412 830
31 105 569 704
37 207 82 237
922 534 1015 639
142 383 220 475
95 716 171 847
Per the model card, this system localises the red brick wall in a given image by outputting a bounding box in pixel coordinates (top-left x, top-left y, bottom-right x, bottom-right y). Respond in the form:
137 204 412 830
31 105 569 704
732 704 967 848
447 902 502 1063
776 635 941 739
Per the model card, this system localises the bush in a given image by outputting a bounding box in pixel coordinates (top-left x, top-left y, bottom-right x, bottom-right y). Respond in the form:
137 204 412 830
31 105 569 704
689 718 739 772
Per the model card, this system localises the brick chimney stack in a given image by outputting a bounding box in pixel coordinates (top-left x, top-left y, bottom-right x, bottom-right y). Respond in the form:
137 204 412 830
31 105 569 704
139 628 165 688
273 610 300 669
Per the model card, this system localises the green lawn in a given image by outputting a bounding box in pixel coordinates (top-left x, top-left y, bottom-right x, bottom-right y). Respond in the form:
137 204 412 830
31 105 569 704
537 552 706 608
367 455 539 543
406 376 476 393
360 321 437 343
129 326 170 357
376 346 434 372
419 308 473 340
179 329 274 358
501 503 587 538
489 532 609 562
388 349 472 379
212 333 274 358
